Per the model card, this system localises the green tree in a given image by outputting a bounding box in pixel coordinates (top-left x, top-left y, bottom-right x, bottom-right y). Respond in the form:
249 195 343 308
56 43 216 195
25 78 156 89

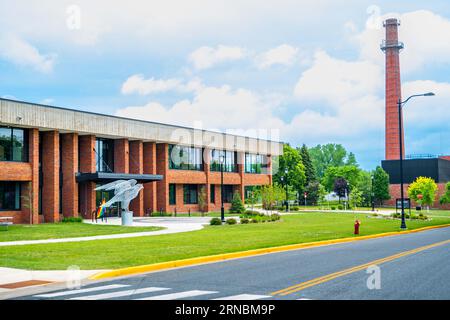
349 187 363 210
408 177 438 210
304 181 321 205
345 152 358 167
372 166 391 206
260 184 284 210
309 144 348 178
440 182 450 205
198 186 207 212
356 170 372 207
229 191 246 214
273 144 306 197
298 144 316 186
322 165 361 192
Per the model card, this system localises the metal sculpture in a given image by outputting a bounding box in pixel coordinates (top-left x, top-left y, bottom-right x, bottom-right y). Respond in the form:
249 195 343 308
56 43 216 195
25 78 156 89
95 179 144 226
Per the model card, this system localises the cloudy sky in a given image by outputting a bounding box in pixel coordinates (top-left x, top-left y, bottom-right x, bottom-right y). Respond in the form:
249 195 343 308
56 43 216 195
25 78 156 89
1 0 450 170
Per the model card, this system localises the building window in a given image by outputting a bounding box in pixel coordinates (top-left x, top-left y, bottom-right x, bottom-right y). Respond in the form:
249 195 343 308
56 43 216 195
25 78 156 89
210 185 215 203
222 185 234 203
0 182 21 211
169 184 176 205
210 150 237 172
168 144 203 171
245 153 268 174
0 126 28 162
95 138 114 172
183 184 198 204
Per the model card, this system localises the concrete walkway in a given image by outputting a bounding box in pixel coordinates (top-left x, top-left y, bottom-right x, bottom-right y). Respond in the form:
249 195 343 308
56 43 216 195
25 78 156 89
0 217 210 247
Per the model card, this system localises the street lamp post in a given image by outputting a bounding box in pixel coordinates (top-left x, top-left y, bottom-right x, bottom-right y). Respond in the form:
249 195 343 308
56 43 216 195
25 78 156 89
220 153 225 222
397 92 435 230
284 168 289 212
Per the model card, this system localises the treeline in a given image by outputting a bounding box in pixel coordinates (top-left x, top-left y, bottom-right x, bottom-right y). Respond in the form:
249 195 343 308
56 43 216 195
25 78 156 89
272 143 391 207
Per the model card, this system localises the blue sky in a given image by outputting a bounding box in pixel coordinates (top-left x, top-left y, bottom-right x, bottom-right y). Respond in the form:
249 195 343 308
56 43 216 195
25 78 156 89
1 0 450 170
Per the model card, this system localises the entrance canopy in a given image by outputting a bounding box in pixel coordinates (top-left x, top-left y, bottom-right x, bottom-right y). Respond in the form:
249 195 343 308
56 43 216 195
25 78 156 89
76 172 163 183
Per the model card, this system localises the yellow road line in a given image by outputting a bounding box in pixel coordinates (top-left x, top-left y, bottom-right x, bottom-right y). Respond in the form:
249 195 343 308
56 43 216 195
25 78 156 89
271 238 450 296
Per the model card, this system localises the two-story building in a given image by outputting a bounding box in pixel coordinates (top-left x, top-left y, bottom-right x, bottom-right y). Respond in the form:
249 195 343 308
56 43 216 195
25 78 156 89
0 98 283 224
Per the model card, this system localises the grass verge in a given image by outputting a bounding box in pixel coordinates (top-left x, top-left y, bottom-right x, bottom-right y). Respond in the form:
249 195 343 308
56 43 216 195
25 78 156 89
0 212 449 270
0 223 163 242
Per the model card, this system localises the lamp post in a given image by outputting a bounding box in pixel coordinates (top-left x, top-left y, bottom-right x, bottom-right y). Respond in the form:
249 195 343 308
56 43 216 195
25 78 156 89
284 168 289 212
220 153 225 222
398 92 435 229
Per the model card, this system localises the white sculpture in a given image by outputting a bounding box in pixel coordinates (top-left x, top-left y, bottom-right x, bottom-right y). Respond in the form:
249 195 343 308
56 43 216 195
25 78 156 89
95 179 144 226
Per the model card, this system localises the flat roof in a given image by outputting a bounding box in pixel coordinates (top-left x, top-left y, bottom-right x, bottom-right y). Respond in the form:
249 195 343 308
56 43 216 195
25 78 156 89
0 98 283 156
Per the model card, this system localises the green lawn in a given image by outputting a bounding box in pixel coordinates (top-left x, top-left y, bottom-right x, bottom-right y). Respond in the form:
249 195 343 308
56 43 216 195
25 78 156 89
0 223 163 242
1 212 449 270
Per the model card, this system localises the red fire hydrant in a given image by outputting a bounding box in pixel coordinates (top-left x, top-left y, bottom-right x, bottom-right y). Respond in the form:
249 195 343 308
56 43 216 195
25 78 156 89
354 220 360 235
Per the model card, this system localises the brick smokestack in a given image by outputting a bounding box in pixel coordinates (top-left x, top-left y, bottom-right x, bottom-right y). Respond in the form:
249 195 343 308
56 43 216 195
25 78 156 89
382 18 404 160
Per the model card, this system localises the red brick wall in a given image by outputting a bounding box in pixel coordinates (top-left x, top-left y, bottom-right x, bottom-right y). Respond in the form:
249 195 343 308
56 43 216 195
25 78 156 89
143 142 157 214
0 162 32 181
386 183 450 210
41 131 60 223
114 139 129 173
79 135 96 218
61 133 79 217
129 140 144 216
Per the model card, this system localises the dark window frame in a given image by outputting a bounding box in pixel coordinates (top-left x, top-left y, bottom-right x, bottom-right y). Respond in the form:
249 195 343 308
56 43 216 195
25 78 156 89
0 181 21 211
95 138 114 173
169 184 176 205
210 150 237 173
0 126 28 162
183 184 198 204
168 144 203 171
245 153 268 174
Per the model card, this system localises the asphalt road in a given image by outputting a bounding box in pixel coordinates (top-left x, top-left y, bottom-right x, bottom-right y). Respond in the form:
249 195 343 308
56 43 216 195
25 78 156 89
11 226 450 300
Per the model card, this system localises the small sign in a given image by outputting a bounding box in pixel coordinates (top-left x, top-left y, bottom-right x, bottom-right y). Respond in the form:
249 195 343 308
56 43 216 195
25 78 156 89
396 198 411 210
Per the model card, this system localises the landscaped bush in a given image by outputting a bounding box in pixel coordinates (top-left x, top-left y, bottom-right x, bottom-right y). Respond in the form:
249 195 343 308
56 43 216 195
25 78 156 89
226 218 237 225
290 206 300 211
210 218 222 226
240 218 250 224
245 210 260 216
229 192 246 214
270 214 281 221
331 206 336 210
61 217 83 223
251 218 259 223
337 204 344 210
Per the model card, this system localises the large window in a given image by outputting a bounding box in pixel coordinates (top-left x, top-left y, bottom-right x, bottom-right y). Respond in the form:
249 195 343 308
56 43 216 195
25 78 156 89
0 182 21 211
183 184 198 204
95 138 114 172
210 150 237 172
169 184 176 205
245 153 268 174
169 144 203 171
0 126 28 162
210 185 215 203
222 185 234 203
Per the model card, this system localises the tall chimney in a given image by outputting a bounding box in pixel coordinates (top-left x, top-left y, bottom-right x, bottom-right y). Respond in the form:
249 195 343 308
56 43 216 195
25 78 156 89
381 18 404 160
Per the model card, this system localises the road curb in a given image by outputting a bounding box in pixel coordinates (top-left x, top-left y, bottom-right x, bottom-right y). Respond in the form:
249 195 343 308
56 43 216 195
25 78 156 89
89 223 450 280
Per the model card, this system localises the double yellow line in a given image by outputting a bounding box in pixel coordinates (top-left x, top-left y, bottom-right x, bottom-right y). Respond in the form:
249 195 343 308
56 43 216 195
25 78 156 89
271 238 450 296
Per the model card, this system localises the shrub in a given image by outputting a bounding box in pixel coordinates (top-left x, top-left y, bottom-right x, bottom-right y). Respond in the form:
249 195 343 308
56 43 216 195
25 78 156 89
331 206 336 210
290 206 300 211
229 192 246 214
226 218 237 225
337 204 344 210
270 214 281 221
210 218 222 226
62 216 83 223
251 218 259 223
240 218 250 224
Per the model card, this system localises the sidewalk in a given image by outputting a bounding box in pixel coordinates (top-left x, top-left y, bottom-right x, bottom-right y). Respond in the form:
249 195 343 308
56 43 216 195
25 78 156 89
0 217 210 247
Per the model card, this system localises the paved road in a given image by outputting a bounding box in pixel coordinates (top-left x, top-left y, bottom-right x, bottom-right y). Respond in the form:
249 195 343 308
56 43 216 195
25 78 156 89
11 226 450 300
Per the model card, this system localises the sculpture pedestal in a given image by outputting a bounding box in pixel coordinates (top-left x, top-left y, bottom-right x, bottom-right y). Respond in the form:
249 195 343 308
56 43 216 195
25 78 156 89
121 211 134 226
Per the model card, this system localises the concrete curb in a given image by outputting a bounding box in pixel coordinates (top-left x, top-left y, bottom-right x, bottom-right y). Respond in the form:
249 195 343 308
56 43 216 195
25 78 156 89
90 223 450 280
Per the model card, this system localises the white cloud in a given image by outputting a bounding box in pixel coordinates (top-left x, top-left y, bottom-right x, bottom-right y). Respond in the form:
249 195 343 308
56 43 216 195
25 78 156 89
255 44 299 69
121 75 203 95
188 45 246 70
354 10 450 73
0 34 57 73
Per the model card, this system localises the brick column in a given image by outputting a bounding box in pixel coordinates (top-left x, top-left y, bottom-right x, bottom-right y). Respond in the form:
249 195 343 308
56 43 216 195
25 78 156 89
237 152 245 202
204 148 211 212
79 135 96 218
129 140 144 216
114 139 129 173
41 131 60 223
22 128 39 224
143 142 157 214
156 143 169 212
61 133 79 217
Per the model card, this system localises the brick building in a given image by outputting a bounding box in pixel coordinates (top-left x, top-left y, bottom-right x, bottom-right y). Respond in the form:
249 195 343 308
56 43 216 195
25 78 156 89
0 98 283 224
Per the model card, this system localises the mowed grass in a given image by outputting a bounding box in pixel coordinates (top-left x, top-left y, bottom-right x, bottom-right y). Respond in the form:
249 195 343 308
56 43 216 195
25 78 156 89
1 212 449 270
0 223 163 242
